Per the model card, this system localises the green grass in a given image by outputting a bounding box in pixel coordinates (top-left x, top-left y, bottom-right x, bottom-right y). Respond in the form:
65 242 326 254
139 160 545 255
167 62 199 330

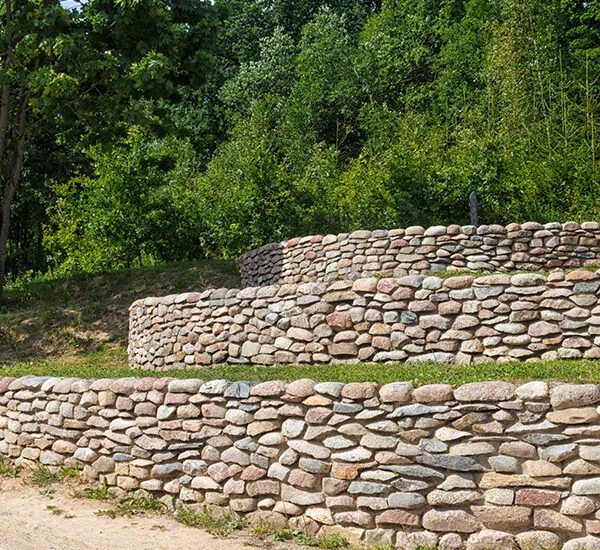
4 261 600 387
3 356 600 386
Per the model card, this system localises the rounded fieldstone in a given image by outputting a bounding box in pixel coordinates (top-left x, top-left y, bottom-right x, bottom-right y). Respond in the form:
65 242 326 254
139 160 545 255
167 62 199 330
341 382 379 400
439 533 464 550
414 384 454 403
423 510 479 533
168 379 202 393
251 381 287 397
563 537 600 550
515 530 560 550
454 381 515 402
550 384 600 409
466 530 515 550
379 382 413 403
314 382 345 397
396 531 439 549
387 492 426 509
511 273 547 287
547 407 599 424
561 495 597 516
515 381 549 401
286 379 316 398
444 276 475 289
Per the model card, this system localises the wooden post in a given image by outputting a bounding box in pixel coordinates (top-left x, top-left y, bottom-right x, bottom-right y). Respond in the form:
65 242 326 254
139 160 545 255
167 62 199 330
469 191 478 227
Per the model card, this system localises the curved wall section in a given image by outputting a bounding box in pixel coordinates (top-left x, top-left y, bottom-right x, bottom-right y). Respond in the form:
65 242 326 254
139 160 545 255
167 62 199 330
4 376 600 549
129 269 600 370
237 222 600 287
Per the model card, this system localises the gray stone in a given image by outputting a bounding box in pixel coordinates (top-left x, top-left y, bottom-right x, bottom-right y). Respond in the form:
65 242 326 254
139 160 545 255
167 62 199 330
454 381 515 402
417 454 486 472
387 492 426 509
539 444 577 463
466 530 515 550
389 404 449 418
550 383 600 409
573 478 600 495
563 537 600 550
281 484 325 505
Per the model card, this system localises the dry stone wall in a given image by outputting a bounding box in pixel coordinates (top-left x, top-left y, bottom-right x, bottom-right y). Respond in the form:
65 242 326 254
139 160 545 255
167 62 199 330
129 268 600 370
5 376 600 549
237 222 600 287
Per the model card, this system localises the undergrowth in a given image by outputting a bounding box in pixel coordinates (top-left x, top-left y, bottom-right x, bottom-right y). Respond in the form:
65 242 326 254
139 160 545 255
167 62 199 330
269 529 350 548
97 492 168 518
71 480 115 500
174 505 246 537
0 455 21 478
29 465 78 488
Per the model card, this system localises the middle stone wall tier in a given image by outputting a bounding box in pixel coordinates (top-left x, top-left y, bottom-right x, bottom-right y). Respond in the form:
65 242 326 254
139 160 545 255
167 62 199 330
128 269 600 370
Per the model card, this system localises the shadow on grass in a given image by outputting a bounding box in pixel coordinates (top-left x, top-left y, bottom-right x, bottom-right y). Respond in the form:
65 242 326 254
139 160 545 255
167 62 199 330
0 260 239 365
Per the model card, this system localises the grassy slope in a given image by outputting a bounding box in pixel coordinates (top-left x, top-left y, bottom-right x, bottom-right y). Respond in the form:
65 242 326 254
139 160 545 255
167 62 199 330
2 262 600 386
0 261 240 365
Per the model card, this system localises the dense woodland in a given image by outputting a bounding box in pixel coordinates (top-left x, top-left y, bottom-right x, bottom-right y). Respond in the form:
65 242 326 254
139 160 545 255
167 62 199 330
4 0 600 290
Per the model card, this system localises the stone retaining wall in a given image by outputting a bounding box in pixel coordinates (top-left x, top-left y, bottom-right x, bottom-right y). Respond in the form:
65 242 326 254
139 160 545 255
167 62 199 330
4 376 600 549
129 269 600 370
237 222 600 287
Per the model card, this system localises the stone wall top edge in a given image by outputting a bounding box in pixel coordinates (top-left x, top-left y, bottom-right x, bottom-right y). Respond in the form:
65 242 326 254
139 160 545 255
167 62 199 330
129 268 600 310
235 221 600 262
1 375 598 408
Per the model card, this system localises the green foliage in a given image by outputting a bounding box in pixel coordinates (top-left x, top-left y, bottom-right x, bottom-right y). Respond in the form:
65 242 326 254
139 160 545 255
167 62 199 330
30 466 60 487
7 0 600 280
3 0 222 288
44 128 207 274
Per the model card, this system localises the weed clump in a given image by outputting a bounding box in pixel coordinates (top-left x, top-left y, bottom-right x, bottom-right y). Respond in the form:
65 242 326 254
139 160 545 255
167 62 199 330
174 506 246 537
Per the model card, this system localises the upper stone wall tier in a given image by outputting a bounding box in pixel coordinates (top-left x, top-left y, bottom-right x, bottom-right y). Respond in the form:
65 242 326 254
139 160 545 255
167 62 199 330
236 222 600 287
129 268 600 370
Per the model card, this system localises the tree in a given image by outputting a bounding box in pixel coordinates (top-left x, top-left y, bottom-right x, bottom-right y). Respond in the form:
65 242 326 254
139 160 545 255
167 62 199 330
45 128 202 273
0 0 220 298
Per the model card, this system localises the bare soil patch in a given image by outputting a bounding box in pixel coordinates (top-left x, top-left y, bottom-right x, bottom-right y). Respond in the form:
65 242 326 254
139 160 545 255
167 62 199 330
0 478 250 550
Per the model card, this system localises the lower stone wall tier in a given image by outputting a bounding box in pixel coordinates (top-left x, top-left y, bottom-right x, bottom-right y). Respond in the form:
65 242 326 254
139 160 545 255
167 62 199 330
4 376 600 549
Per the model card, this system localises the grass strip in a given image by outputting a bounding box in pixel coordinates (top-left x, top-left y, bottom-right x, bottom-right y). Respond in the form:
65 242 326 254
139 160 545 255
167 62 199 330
3 354 600 386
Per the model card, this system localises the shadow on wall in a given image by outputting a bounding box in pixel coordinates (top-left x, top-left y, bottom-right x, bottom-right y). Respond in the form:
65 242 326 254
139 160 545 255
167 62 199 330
237 241 284 287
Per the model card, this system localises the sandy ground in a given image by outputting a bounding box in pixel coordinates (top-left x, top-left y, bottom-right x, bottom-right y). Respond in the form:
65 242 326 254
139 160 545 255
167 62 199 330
0 478 251 550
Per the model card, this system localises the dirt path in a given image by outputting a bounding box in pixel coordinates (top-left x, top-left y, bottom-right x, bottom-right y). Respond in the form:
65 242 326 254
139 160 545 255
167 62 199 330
0 478 251 550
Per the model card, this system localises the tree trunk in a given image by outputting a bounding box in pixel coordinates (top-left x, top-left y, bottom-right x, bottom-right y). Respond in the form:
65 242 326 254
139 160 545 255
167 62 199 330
0 91 29 301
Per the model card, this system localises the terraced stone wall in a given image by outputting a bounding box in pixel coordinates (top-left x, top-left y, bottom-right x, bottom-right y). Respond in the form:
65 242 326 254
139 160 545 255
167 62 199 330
3 376 600 549
129 269 600 370
237 222 600 287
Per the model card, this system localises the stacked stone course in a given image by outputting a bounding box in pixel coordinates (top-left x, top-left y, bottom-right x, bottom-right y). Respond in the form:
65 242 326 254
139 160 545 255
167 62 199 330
237 222 600 287
129 269 600 369
5 376 600 548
